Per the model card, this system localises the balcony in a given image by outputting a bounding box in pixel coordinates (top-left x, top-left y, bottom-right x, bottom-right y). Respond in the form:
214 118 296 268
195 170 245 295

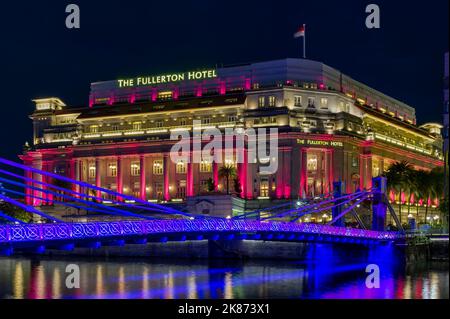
81 122 242 140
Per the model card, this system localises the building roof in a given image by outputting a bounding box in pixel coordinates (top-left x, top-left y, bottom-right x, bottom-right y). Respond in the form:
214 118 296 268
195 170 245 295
76 93 246 119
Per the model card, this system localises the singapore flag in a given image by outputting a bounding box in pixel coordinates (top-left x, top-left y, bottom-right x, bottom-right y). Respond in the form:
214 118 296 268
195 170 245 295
294 25 305 38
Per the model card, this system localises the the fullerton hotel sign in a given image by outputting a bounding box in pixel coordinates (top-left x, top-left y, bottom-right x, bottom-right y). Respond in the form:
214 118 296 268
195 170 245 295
118 69 218 88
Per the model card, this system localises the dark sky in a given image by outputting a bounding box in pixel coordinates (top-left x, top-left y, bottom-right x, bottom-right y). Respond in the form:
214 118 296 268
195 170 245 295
0 0 448 161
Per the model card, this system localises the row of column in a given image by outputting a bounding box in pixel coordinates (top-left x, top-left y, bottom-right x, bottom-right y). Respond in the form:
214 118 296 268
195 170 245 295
26 146 337 205
78 153 245 202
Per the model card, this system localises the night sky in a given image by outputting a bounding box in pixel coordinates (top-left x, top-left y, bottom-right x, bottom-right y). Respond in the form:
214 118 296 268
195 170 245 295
0 0 448 161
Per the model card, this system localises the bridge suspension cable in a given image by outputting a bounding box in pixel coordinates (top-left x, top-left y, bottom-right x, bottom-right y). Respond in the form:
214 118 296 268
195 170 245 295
0 157 193 219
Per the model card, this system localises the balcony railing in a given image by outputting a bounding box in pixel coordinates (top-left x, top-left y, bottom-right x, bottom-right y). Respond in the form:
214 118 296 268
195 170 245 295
81 122 242 140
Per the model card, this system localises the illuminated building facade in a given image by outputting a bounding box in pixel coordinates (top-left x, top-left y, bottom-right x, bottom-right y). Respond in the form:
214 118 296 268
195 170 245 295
444 52 449 197
22 58 444 219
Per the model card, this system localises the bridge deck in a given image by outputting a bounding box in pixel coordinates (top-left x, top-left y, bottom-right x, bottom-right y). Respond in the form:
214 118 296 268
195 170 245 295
0 219 401 251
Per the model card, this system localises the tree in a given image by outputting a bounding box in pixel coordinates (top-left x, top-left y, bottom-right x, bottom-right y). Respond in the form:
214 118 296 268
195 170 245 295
385 161 414 222
0 202 33 223
219 165 237 195
206 178 215 192
413 170 432 222
233 177 242 196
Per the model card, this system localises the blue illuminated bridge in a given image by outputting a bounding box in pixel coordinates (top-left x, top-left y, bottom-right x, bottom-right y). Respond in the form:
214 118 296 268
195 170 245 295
0 157 404 255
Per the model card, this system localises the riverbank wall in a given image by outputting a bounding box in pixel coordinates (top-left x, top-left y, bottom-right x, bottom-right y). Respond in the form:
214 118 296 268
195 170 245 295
40 240 401 264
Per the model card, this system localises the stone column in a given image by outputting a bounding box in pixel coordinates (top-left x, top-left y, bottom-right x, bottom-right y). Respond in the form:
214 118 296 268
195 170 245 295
95 158 101 199
299 148 308 198
78 159 84 198
237 147 249 199
163 154 170 201
187 153 194 196
332 181 345 227
282 148 292 199
116 156 123 200
25 170 33 206
140 155 146 201
275 150 284 199
33 161 43 207
325 149 334 195
213 161 219 192
372 176 387 231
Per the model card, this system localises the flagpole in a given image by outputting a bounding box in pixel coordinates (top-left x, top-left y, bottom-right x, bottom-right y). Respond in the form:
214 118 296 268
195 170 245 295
303 24 306 59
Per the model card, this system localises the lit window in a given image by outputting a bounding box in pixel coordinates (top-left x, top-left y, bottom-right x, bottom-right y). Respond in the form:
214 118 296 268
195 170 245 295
201 117 211 125
155 120 164 128
111 124 119 131
108 163 117 177
200 180 209 192
224 157 236 168
200 160 212 173
294 96 302 107
131 162 140 176
177 180 186 198
352 156 359 168
180 118 187 126
153 160 163 175
320 98 328 108
260 178 269 197
89 165 96 179
372 158 380 177
132 122 142 130
307 97 315 107
158 91 173 100
307 154 318 171
176 161 186 174
154 183 163 199
228 115 237 122
258 96 266 107
89 125 99 133
268 96 276 107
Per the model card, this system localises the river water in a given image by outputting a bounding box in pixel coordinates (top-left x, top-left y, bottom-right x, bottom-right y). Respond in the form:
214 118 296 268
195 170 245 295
0 254 448 299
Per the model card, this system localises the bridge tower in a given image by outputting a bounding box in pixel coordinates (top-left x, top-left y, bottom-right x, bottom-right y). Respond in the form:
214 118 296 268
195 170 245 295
332 181 345 227
372 176 387 231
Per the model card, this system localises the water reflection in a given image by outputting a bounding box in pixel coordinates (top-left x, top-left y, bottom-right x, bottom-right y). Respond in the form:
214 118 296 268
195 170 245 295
0 256 448 299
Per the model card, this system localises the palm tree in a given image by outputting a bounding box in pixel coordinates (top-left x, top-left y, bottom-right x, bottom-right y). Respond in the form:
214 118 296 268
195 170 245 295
385 161 414 223
219 165 237 195
413 170 433 222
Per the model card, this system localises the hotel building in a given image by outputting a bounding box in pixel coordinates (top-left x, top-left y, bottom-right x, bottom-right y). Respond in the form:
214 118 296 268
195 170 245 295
21 58 444 219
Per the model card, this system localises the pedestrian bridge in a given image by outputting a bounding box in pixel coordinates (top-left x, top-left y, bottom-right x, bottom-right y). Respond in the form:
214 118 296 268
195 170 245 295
0 157 403 255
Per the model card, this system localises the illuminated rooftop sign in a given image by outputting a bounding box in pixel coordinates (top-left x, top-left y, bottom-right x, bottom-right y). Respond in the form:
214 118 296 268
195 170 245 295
297 139 343 147
118 69 218 88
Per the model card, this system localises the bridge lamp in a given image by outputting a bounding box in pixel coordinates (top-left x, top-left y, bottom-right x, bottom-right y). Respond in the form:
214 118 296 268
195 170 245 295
407 214 414 219
226 215 232 219
189 217 195 220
